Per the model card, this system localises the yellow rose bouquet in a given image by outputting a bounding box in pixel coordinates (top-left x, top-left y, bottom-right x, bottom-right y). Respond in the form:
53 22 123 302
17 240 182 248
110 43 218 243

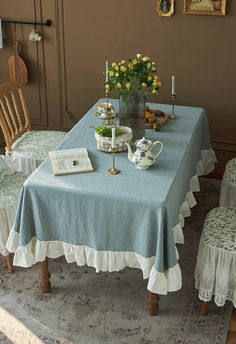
105 54 161 96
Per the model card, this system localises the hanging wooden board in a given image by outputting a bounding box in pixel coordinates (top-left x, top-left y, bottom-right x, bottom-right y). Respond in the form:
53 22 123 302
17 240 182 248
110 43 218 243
8 40 28 85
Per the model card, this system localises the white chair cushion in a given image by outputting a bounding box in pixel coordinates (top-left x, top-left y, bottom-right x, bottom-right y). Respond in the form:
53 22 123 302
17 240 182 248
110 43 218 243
10 130 67 174
203 207 236 252
0 171 27 255
195 207 236 307
220 158 236 207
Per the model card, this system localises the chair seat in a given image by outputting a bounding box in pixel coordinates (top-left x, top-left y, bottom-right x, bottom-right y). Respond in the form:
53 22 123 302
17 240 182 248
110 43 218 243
10 130 66 174
220 158 236 207
203 207 236 252
195 207 236 308
0 171 27 256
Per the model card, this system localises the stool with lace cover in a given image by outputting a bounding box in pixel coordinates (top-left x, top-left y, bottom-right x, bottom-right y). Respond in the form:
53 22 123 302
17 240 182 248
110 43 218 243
220 158 236 207
0 156 27 272
195 207 236 315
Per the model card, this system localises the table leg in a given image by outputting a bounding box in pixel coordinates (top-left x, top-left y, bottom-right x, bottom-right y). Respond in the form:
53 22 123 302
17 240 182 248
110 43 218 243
39 258 51 293
200 301 210 316
148 292 160 316
6 254 14 273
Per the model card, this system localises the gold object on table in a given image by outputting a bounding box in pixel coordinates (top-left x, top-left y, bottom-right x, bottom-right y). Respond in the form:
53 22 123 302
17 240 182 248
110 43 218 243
107 147 120 175
168 114 178 119
95 99 115 126
171 94 176 115
168 99 178 119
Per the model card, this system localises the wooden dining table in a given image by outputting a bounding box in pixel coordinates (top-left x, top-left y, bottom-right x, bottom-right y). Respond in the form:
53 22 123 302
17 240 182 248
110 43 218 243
6 99 216 315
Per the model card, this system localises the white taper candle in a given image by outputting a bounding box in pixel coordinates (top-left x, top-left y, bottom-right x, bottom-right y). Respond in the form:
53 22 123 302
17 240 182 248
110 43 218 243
172 75 176 95
111 128 116 149
105 61 109 83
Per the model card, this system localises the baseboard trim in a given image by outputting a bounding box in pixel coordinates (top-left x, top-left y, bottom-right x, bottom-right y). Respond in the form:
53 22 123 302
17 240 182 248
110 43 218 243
212 139 236 153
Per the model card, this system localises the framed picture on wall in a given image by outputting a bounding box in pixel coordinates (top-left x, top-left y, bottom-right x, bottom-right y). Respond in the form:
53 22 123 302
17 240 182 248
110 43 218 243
157 0 175 17
184 0 226 16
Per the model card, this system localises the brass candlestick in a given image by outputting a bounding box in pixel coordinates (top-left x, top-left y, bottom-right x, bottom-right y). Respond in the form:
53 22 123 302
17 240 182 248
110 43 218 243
102 90 114 126
106 89 109 107
107 147 120 175
168 94 178 119
171 93 176 116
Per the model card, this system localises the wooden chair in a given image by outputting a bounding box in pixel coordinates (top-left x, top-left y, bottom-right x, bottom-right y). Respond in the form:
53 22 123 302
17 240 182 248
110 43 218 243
0 81 66 174
220 158 236 207
195 207 236 315
0 156 28 272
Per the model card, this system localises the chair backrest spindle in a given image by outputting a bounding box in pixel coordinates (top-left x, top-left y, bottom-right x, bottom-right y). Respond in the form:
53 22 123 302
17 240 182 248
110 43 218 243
18 87 31 131
4 94 19 134
0 99 15 137
0 81 31 154
0 112 12 153
11 92 23 131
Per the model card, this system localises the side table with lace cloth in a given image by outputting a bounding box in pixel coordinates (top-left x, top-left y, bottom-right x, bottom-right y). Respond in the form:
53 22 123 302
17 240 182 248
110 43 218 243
195 207 236 315
0 156 27 272
220 158 236 207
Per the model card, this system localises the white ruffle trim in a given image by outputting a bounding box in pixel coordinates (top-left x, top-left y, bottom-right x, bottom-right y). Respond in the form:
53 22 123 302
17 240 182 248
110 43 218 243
7 231 181 295
220 178 236 208
195 238 236 307
0 203 17 256
173 149 217 247
6 148 216 295
10 151 41 175
196 149 217 176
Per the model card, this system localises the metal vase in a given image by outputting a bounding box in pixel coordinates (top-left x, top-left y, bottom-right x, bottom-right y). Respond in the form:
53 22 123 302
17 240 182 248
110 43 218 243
119 95 145 140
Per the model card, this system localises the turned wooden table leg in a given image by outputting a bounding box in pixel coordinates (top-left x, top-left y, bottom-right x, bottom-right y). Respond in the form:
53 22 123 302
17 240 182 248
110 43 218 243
148 292 160 316
39 258 51 293
200 301 210 316
6 254 14 273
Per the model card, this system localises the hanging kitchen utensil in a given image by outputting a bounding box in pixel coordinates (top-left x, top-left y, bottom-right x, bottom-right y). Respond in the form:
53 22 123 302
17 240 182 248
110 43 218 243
8 23 28 85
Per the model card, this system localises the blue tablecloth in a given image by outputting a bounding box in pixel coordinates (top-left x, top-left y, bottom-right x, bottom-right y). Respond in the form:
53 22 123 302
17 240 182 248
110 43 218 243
7 99 216 294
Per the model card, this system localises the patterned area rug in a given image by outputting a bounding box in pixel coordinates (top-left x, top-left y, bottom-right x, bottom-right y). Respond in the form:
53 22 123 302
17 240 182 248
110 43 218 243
0 178 232 344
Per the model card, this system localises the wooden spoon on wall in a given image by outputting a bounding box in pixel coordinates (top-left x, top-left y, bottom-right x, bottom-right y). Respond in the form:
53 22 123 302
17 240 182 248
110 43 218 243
8 40 28 85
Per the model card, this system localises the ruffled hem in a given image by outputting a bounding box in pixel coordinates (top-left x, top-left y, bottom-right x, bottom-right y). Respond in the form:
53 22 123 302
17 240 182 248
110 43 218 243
219 178 236 207
6 148 217 294
195 238 236 307
173 149 217 247
10 151 41 175
7 230 181 295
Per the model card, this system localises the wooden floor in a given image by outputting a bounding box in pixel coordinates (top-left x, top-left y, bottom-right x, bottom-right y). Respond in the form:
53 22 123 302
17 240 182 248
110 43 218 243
227 308 236 344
